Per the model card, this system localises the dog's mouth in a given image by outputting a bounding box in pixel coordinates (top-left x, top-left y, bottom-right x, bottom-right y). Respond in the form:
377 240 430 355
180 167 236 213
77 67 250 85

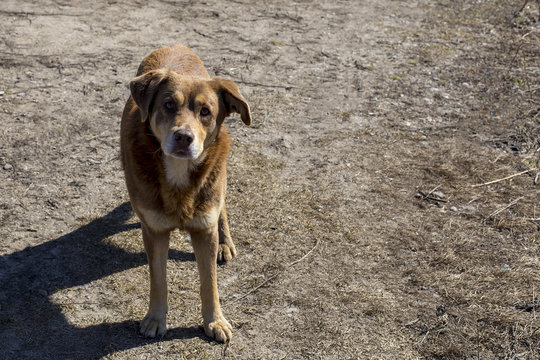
162 145 197 159
167 149 195 159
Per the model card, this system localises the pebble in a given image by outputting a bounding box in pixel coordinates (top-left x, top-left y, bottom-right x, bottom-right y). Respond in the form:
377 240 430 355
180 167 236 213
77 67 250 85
450 206 457 212
3 164 13 170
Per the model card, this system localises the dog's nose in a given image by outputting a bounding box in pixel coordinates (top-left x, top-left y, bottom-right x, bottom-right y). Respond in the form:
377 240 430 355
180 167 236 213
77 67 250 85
173 129 194 147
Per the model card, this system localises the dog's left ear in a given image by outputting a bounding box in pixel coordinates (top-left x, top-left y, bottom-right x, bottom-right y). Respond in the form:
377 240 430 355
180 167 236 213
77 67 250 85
212 77 252 126
130 69 169 122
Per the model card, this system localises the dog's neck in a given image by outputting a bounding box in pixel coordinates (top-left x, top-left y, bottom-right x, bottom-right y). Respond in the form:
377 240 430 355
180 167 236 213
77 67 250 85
163 151 208 189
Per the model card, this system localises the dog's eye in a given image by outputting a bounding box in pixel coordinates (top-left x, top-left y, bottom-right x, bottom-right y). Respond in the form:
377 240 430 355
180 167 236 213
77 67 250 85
200 107 210 117
164 101 176 112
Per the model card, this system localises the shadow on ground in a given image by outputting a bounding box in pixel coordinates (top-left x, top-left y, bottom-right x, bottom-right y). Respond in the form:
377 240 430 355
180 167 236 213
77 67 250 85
0 202 203 359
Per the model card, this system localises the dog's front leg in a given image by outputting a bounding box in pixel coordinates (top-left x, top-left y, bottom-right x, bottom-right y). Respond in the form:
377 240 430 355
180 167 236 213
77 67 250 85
140 223 170 338
217 204 237 264
190 225 232 342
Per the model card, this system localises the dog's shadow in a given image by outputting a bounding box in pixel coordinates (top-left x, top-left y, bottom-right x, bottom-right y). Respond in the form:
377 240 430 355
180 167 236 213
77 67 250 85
0 202 206 359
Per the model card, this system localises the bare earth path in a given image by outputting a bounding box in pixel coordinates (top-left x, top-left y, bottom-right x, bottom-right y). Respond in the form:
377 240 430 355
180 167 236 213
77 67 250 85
0 0 539 359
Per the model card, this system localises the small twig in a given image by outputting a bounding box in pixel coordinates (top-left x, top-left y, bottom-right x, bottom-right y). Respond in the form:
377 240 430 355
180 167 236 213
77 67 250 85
221 339 230 358
471 168 538 188
223 239 319 307
521 30 534 39
467 196 481 204
515 0 531 16
235 80 297 90
0 10 86 17
416 186 448 204
416 191 448 203
193 28 212 38
405 318 419 327
426 184 441 197
488 197 525 218
418 331 430 345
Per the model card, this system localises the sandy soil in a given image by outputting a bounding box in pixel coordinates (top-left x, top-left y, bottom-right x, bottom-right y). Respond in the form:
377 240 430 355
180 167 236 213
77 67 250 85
1 0 539 359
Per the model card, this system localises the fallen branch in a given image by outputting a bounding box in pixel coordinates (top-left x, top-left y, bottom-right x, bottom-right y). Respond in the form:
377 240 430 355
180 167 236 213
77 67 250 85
223 239 319 307
471 168 538 188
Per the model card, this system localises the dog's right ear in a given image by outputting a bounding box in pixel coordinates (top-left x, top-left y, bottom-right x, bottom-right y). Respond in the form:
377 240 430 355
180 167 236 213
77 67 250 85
130 69 169 122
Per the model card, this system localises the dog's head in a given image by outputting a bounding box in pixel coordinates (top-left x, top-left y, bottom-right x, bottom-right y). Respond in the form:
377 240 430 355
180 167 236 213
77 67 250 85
130 69 251 159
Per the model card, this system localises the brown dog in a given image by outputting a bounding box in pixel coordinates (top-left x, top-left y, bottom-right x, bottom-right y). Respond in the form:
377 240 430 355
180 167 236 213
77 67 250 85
120 45 251 342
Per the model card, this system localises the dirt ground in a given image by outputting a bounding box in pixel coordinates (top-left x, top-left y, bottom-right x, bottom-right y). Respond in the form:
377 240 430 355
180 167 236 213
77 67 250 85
0 0 539 359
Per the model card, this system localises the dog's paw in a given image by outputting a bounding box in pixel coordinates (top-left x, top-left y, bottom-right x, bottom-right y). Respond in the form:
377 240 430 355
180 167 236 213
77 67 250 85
217 242 237 264
205 319 232 343
140 313 167 338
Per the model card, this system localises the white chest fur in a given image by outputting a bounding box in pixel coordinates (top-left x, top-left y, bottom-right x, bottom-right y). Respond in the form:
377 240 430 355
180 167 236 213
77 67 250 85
164 157 192 189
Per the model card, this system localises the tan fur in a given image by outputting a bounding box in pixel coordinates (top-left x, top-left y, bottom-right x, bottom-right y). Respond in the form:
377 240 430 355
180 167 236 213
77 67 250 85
120 44 251 342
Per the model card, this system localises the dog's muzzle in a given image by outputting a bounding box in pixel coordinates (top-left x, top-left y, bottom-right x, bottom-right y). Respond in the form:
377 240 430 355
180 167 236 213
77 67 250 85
164 128 197 158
